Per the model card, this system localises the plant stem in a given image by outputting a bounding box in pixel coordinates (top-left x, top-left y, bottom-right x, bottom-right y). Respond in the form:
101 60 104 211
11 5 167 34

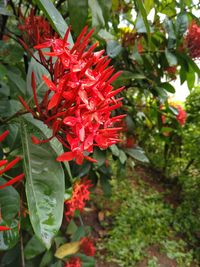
20 231 25 267
0 109 29 124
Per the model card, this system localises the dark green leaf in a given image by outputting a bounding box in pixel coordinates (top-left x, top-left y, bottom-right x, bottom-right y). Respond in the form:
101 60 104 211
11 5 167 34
68 0 88 36
176 13 188 37
0 178 20 223
36 0 73 45
20 121 65 249
24 235 46 260
39 250 53 267
0 220 19 250
93 148 106 167
161 82 175 93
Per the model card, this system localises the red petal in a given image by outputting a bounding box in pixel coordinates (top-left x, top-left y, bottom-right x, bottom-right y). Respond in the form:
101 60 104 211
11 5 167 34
48 93 60 110
57 152 75 162
0 173 24 190
0 226 11 231
63 117 77 126
0 130 9 143
42 76 57 91
0 157 21 176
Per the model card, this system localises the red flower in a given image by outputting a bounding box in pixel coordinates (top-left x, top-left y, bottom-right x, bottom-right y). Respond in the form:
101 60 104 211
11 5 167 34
18 8 56 47
0 131 24 231
80 237 96 256
19 27 125 164
165 66 177 75
65 179 92 221
65 257 82 267
0 131 24 190
185 21 200 59
176 105 187 126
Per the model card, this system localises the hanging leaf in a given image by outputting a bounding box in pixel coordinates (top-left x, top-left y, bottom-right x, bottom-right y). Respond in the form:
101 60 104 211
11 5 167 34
36 0 73 45
20 121 65 249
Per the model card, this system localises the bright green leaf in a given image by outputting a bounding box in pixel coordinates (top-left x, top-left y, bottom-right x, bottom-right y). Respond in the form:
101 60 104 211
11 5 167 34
20 121 65 249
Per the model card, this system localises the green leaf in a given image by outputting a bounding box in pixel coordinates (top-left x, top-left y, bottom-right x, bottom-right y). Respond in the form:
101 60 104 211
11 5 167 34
135 0 151 42
165 49 177 66
20 121 65 249
186 66 195 90
176 13 188 37
6 69 26 95
39 250 53 267
161 82 175 93
93 148 106 167
24 235 46 260
131 41 143 64
98 0 112 26
0 220 19 250
144 0 154 14
36 0 73 45
125 147 149 163
106 40 122 58
88 0 105 28
110 144 119 157
23 114 73 181
0 178 20 223
119 150 127 165
68 0 88 36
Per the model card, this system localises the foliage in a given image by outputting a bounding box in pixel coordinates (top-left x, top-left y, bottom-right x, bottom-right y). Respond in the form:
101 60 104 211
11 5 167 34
101 175 196 266
0 0 200 266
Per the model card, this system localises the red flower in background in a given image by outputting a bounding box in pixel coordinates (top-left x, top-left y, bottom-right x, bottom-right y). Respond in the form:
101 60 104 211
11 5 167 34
18 8 56 47
64 179 92 221
185 21 200 59
165 66 177 75
19 26 125 164
80 237 96 256
65 257 82 267
0 131 24 231
176 105 187 126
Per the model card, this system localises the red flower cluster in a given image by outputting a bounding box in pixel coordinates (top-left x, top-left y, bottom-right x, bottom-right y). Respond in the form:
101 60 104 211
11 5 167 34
18 8 55 47
64 179 92 221
0 131 24 231
65 257 81 267
176 105 187 126
165 66 177 75
185 21 200 59
80 237 96 256
19 26 125 164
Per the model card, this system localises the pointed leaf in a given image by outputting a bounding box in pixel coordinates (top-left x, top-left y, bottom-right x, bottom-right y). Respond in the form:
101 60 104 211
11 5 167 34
20 121 65 249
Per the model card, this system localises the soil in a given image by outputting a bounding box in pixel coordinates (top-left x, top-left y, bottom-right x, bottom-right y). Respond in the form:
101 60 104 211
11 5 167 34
81 164 194 267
